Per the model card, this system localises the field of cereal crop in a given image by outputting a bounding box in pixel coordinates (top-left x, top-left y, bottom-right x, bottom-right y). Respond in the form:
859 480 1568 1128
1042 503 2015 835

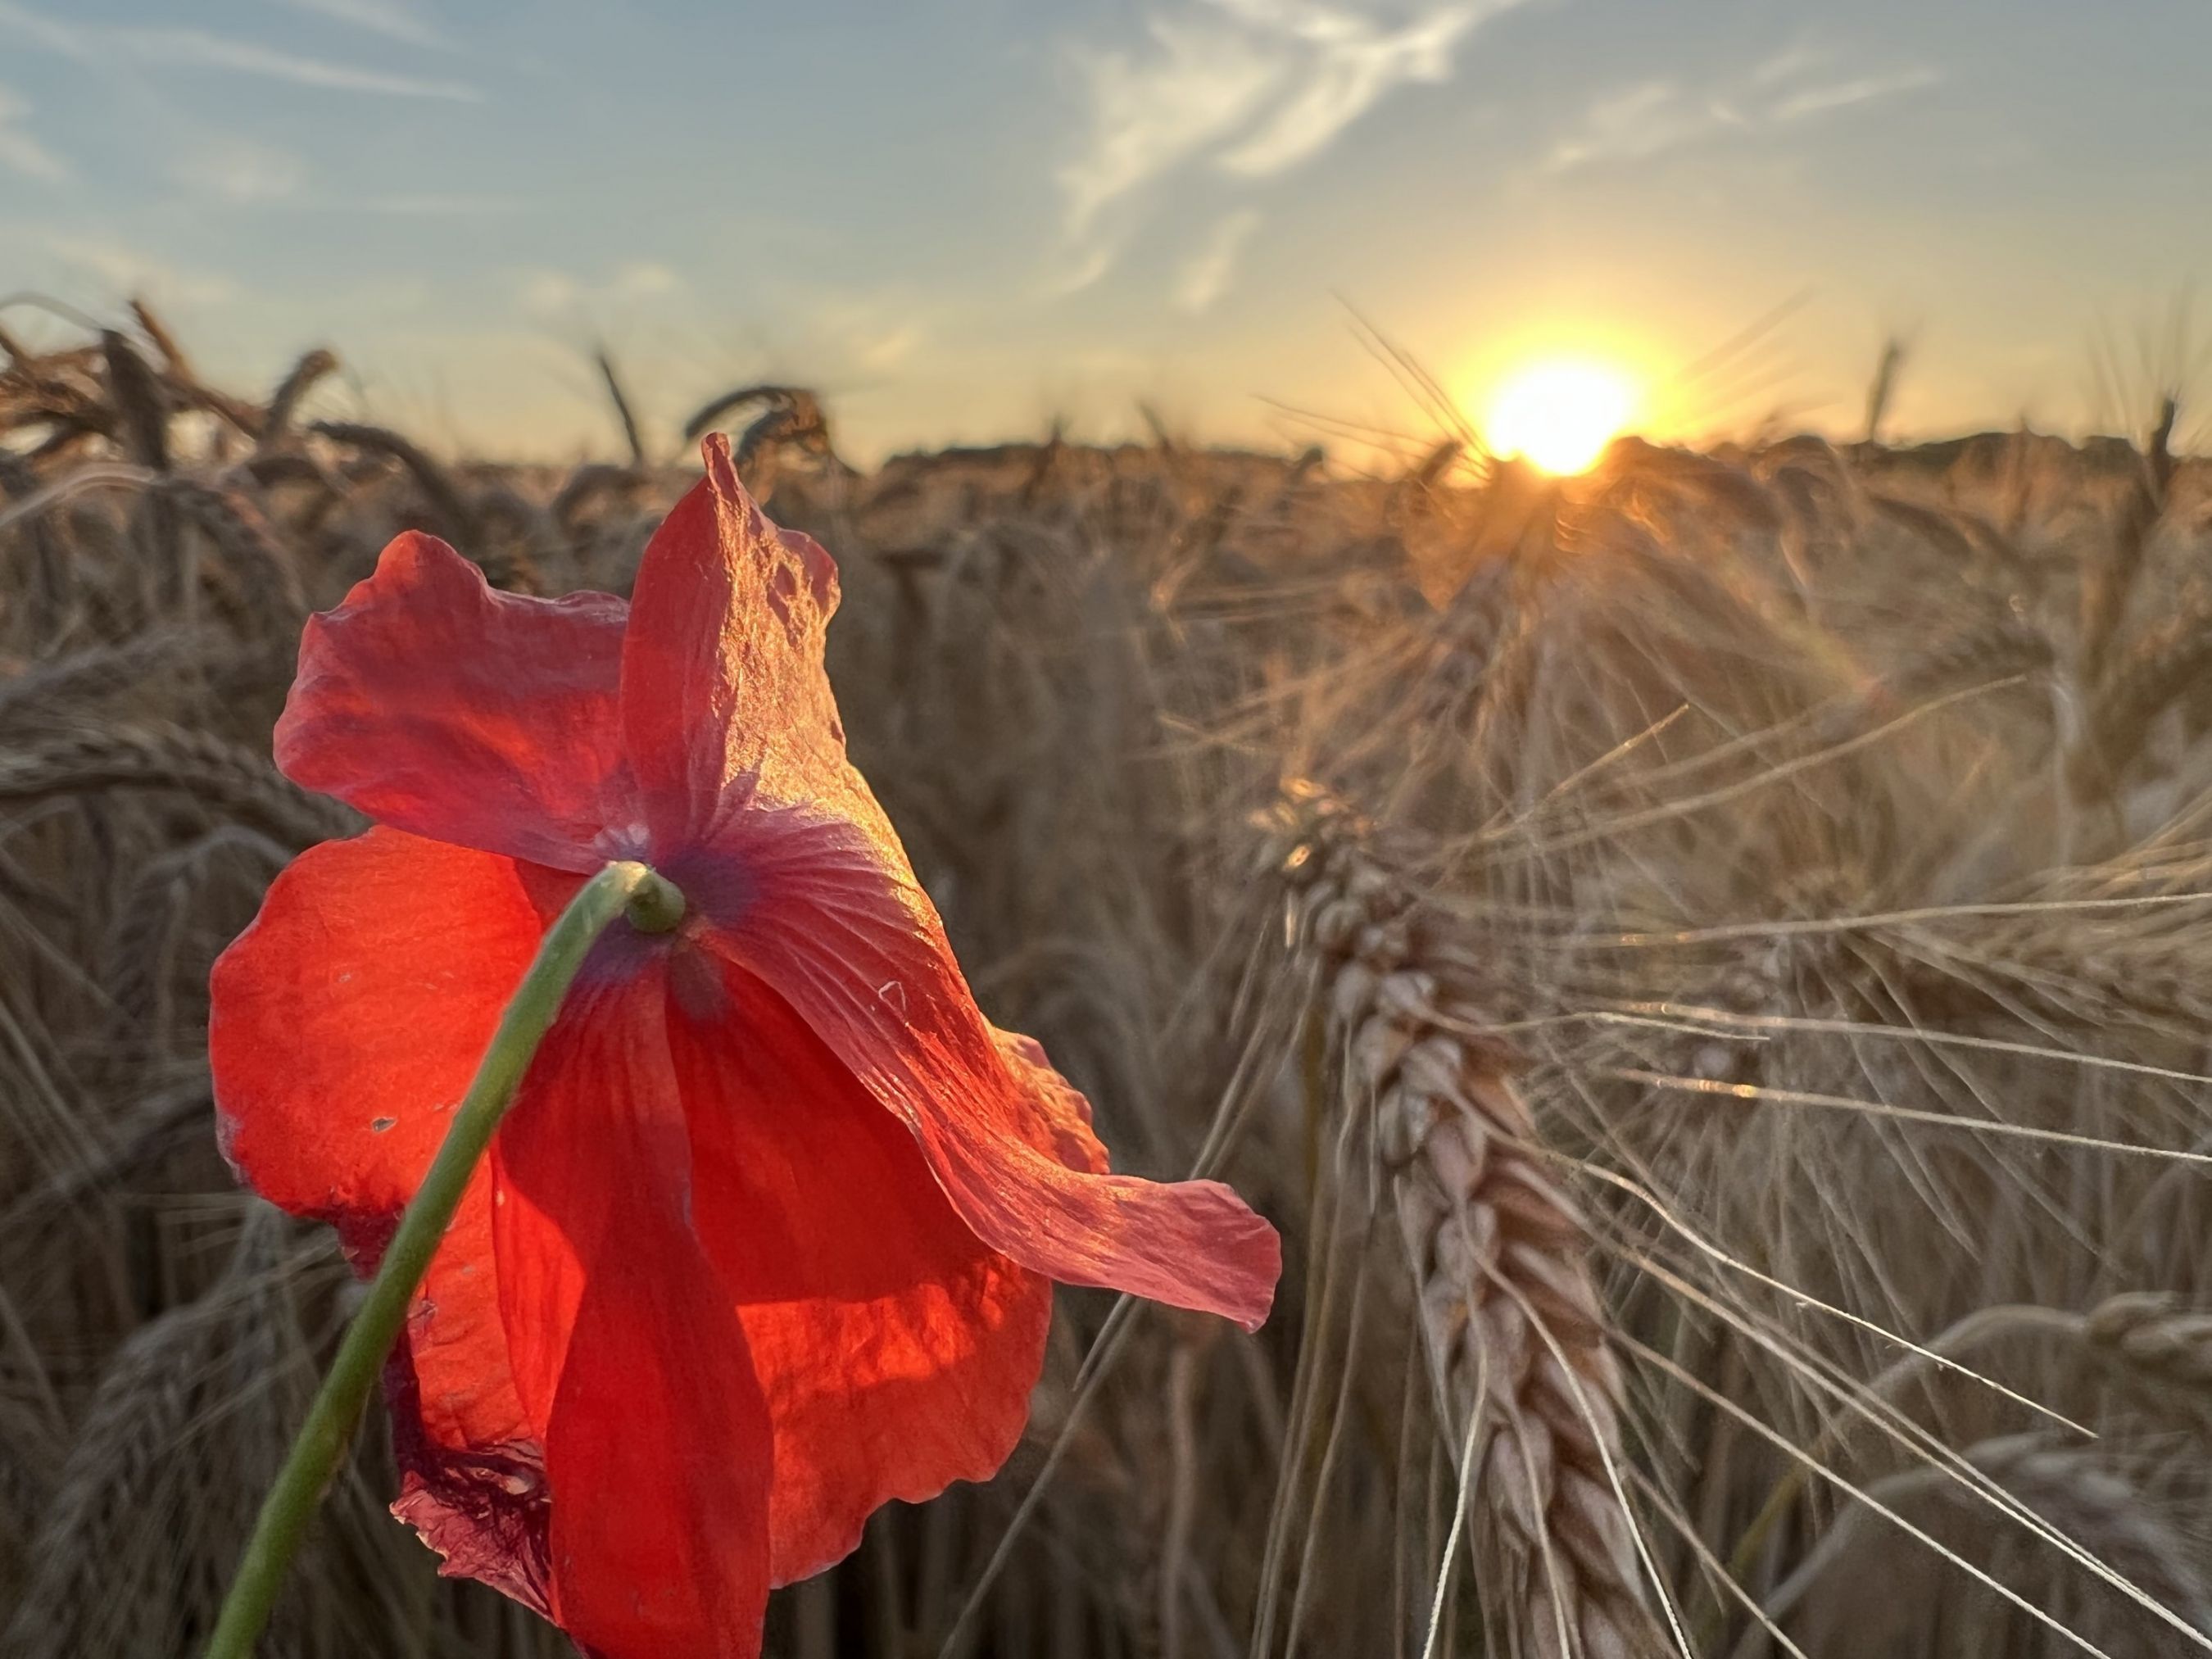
7 306 2212 1657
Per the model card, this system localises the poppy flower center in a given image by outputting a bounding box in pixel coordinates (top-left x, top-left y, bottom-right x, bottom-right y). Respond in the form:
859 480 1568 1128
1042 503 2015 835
622 864 687 936
650 841 758 937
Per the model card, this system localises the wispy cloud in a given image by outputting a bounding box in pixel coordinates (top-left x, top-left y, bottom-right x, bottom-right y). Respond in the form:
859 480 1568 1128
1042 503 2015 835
1213 1 1481 175
1060 0 1522 285
173 137 308 202
0 2 480 100
1770 66 1941 124
519 270 581 318
1548 48 1939 172
265 0 448 52
850 323 922 372
34 231 238 305
795 292 928 374
0 84 67 182
1547 80 1746 171
357 192 527 215
518 262 684 321
117 29 480 99
1175 207 1262 311
0 2 79 57
1061 17 1282 242
1749 42 1827 88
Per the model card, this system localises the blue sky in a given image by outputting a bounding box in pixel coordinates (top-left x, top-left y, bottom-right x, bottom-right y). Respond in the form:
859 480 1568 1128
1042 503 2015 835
2 0 2209 460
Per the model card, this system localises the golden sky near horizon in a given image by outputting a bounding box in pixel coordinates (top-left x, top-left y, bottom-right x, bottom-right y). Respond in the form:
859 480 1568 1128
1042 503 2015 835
3 0 2210 465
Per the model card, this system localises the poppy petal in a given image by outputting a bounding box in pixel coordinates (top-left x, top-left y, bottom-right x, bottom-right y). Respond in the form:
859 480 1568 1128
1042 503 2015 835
208 827 554 1611
209 825 548 1250
700 810 1282 1332
492 954 773 1659
664 949 1051 1584
385 1170 551 1618
990 1023 1110 1176
619 435 860 849
276 531 638 872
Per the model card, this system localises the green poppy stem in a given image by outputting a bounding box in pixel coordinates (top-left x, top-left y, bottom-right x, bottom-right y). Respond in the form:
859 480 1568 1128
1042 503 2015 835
204 858 685 1659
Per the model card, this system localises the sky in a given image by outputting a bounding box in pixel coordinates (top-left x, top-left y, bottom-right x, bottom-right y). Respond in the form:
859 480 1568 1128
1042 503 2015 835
2 0 2210 463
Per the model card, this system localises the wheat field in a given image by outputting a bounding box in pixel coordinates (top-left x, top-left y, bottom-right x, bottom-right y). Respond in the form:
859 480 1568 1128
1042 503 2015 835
4 301 2212 1658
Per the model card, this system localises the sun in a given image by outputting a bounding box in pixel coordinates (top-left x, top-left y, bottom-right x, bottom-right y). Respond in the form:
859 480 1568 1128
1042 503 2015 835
1483 360 1638 475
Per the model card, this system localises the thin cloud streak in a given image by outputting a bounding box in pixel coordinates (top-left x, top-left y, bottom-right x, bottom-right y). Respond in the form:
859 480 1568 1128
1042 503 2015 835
30 230 238 305
1770 66 1941 124
118 28 480 99
0 1 81 57
265 0 449 52
0 84 67 183
1748 41 1826 87
1547 80 1747 171
355 193 528 215
1548 51 1940 172
0 2 481 100
1175 207 1262 311
172 137 309 202
518 262 686 322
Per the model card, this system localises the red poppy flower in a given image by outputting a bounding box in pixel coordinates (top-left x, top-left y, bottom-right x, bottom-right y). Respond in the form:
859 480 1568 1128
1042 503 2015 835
207 437 1281 1659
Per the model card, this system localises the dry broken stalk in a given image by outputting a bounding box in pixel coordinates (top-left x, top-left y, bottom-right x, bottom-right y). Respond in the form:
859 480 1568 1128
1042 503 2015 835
1269 789 1666 1659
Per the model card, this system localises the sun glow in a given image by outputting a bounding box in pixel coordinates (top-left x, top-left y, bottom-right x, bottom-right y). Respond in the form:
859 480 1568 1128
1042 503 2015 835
1484 360 1638 475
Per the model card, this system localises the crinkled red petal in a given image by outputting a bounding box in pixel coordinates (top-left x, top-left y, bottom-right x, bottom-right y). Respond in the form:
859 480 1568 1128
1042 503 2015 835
275 531 637 872
665 948 1052 1584
491 953 773 1659
619 435 861 850
701 810 1282 1331
990 1024 1110 1176
207 827 555 1612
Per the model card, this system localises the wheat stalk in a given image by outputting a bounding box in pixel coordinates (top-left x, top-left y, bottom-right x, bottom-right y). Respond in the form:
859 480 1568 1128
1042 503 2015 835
1748 1432 2212 1655
1269 791 1668 1659
2 1290 216 1659
156 475 309 626
0 725 352 845
259 347 338 446
310 418 481 546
